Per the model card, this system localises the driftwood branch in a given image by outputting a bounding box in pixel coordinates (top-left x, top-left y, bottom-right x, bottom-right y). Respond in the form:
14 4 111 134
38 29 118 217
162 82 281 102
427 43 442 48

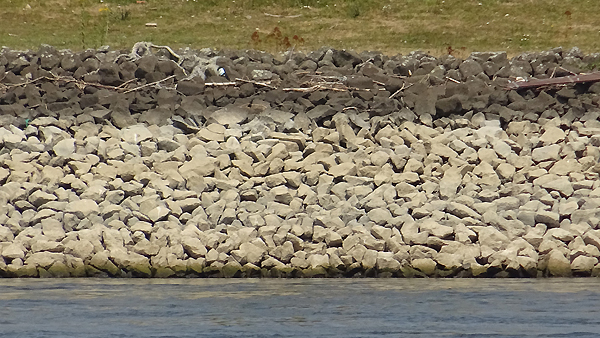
0 73 178 95
122 75 176 94
283 84 349 93
204 81 238 87
235 78 277 89
445 76 461 84
0 73 125 92
1 66 413 97
506 71 600 90
389 83 408 99
263 13 302 18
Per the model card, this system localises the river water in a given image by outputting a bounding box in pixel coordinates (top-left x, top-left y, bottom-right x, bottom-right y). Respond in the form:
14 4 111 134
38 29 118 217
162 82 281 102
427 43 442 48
1 278 600 338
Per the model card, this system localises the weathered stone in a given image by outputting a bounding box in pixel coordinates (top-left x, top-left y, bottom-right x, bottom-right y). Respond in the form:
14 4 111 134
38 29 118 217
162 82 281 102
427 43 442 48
429 143 458 159
25 252 64 269
533 174 573 197
28 190 57 208
53 138 75 157
435 252 462 270
419 219 453 239
531 144 561 162
446 202 481 220
411 258 436 275
147 206 170 222
64 240 95 260
474 226 509 251
439 167 462 199
540 127 566 144
367 208 392 225
41 219 66 241
571 255 598 272
307 253 330 269
209 107 248 126
2 242 26 260
496 163 515 180
328 162 357 178
549 159 582 176
66 199 100 219
546 249 571 277
535 210 560 228
122 125 153 144
231 242 266 265
132 239 160 257
376 252 401 271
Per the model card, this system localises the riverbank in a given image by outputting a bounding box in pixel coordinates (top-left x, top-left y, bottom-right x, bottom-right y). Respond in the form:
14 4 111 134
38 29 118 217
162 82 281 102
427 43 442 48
1 44 600 278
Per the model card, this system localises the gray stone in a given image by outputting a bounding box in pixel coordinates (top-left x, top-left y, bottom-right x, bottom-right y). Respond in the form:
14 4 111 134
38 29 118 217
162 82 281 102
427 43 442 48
122 125 153 144
540 127 566 144
376 252 401 271
494 197 520 211
446 202 481 220
533 210 559 229
0 226 14 242
371 225 393 241
571 255 598 272
419 219 453 239
435 252 462 270
496 163 515 180
2 242 26 259
328 162 357 178
28 190 57 208
231 242 266 265
459 59 484 78
132 239 160 257
53 138 75 157
533 174 573 197
25 252 64 269
368 208 392 225
64 240 95 260
531 144 561 162
545 228 574 242
181 237 207 258
549 159 582 176
429 143 458 159
411 257 436 275
547 249 571 277
307 254 330 269
270 241 295 263
66 199 100 219
474 226 509 251
147 206 170 222
439 167 462 199
209 107 249 126
41 219 66 241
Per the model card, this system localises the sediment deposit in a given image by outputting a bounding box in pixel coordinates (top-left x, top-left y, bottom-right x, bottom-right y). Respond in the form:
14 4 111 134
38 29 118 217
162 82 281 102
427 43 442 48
1 44 600 278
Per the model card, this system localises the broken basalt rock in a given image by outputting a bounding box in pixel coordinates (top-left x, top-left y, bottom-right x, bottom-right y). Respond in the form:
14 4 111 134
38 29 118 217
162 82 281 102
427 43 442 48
1 45 600 278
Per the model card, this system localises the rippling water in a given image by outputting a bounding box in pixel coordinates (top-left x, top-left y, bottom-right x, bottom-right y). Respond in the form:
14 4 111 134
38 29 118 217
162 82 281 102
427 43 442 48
2 278 600 338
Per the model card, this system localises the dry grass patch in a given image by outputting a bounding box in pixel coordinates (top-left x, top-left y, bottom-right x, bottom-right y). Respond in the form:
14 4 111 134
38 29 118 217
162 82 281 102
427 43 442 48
1 0 599 56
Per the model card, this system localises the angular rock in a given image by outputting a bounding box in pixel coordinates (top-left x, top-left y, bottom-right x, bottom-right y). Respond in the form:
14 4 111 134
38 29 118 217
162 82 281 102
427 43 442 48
531 144 561 162
547 249 571 277
66 199 100 219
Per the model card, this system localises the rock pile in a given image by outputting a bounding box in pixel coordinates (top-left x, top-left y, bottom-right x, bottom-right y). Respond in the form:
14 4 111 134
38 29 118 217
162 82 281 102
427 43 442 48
1 44 600 278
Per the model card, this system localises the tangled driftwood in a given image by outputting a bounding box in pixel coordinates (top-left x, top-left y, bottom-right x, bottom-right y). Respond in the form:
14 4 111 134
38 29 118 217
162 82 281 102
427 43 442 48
506 71 600 90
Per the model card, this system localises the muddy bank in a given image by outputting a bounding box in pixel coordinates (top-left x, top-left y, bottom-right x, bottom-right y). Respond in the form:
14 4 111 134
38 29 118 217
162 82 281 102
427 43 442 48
1 44 600 277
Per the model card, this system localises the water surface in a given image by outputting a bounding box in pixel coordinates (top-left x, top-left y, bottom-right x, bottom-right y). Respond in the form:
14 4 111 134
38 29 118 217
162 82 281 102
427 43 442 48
1 278 599 338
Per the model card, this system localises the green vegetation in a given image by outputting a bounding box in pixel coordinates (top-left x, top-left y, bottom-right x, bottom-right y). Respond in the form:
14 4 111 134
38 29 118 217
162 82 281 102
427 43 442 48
1 0 599 56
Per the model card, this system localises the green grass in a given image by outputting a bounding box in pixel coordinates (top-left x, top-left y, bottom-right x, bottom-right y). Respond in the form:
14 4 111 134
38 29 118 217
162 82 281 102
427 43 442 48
1 0 599 56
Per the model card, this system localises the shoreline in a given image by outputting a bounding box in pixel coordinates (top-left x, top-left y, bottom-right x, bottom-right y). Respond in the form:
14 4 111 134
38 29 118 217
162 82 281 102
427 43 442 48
1 44 600 278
